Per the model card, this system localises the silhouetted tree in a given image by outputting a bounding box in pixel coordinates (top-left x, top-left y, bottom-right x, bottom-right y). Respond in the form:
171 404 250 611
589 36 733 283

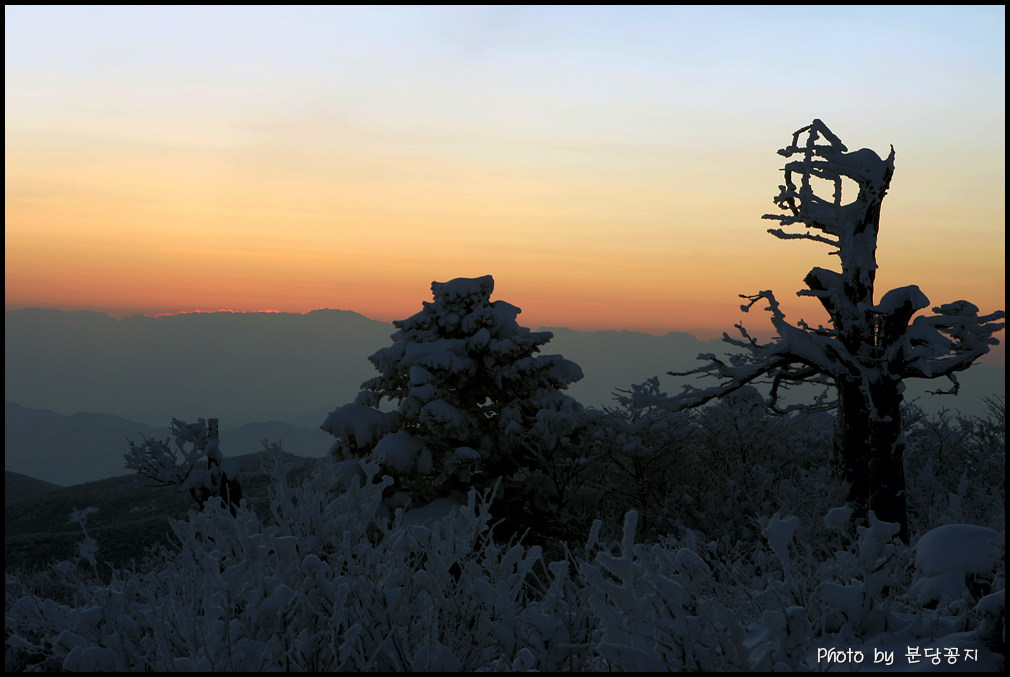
667 120 1004 539
125 417 243 513
322 275 597 540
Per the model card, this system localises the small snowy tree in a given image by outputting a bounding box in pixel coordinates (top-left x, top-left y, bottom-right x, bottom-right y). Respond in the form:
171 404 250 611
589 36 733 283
322 275 594 539
125 417 243 513
667 120 1005 539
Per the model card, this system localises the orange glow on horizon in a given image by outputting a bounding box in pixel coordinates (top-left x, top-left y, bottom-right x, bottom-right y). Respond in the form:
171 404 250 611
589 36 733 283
151 308 286 318
5 7 1004 367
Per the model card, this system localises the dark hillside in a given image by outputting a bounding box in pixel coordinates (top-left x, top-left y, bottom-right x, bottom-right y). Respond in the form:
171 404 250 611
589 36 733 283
5 471 63 504
4 451 320 573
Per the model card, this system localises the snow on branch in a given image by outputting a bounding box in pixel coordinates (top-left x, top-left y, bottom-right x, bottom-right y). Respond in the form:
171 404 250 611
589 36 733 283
762 118 894 247
766 227 841 249
125 417 243 511
664 291 842 414
124 419 210 488
898 303 1005 382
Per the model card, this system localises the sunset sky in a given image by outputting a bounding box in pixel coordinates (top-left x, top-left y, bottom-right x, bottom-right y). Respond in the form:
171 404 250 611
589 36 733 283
5 6 1005 344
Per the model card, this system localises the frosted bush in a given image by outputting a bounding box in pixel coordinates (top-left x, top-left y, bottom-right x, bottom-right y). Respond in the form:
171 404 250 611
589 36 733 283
903 401 1006 535
579 510 748 670
6 452 597 671
810 513 906 639
7 480 1005 671
910 524 1004 614
605 381 839 543
7 390 1005 671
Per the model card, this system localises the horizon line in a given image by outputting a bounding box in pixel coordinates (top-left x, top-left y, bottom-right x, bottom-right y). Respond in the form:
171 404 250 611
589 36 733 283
4 303 1006 367
1 303 754 340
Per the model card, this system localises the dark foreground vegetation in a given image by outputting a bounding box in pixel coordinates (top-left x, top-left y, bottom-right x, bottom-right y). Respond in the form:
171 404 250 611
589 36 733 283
5 394 1004 671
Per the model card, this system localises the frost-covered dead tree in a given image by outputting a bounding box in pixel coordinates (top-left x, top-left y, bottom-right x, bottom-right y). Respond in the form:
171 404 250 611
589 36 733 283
670 120 1005 539
125 417 243 513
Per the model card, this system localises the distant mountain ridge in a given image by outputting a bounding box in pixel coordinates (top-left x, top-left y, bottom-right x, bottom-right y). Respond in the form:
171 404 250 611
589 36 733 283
5 307 391 427
4 403 170 486
5 307 736 428
5 307 1004 447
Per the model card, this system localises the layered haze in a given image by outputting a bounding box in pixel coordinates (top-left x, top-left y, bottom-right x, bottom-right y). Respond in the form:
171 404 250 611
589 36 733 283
6 307 1003 462
5 307 734 428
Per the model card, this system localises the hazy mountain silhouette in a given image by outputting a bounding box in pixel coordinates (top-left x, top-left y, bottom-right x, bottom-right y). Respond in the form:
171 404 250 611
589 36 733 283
5 308 391 427
5 308 1004 441
6 308 733 427
4 402 171 486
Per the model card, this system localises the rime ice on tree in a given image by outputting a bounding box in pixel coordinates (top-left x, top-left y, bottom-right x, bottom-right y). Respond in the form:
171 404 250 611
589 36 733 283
671 120 1005 539
323 275 592 538
125 417 243 513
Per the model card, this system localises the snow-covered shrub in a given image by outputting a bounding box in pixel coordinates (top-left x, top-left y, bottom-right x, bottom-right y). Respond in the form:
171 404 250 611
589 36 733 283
7 466 1005 671
67 507 101 577
604 379 840 544
322 275 598 542
904 400 1006 535
6 452 596 671
579 510 754 670
809 511 907 640
909 524 1004 616
601 377 696 538
686 389 839 539
578 508 841 671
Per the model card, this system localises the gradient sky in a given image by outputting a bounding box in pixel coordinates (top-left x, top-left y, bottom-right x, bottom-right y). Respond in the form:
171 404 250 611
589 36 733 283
5 6 1005 347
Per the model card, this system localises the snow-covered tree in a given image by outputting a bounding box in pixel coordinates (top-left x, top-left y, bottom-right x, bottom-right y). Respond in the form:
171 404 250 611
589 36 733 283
321 275 594 539
667 120 1005 539
124 417 242 513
